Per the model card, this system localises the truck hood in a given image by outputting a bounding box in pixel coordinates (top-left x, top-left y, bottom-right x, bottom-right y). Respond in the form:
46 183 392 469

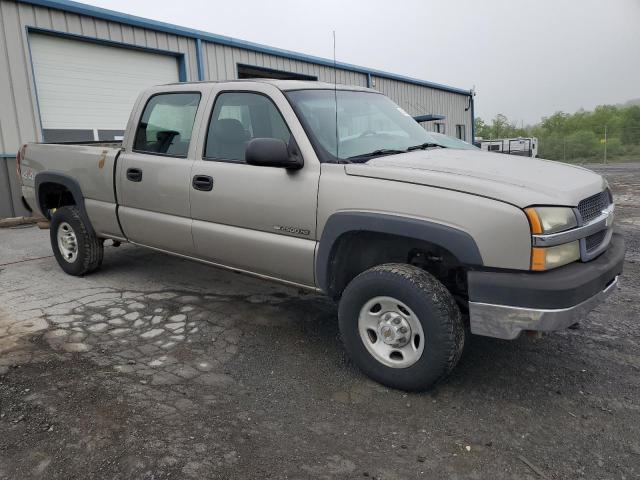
344 149 605 208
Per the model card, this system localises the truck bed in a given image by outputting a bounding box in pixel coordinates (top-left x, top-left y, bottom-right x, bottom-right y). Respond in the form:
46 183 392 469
20 142 122 232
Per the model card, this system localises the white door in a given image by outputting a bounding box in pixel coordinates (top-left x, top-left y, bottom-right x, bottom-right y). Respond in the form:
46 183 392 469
29 33 180 142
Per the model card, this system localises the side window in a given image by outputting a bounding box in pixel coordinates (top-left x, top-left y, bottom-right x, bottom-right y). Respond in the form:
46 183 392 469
205 92 291 162
455 124 466 140
434 122 445 134
133 92 201 157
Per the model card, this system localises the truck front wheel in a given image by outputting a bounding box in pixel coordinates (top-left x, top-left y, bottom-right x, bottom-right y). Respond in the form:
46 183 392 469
50 206 104 276
338 263 465 391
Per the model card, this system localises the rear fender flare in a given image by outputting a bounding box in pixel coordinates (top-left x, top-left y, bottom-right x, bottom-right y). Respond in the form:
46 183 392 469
35 172 94 235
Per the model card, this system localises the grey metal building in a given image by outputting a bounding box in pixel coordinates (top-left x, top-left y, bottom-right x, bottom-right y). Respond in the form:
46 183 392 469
0 0 475 219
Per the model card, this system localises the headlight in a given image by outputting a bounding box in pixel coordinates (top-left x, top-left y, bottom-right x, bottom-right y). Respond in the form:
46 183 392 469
525 207 580 270
525 207 577 235
531 242 580 271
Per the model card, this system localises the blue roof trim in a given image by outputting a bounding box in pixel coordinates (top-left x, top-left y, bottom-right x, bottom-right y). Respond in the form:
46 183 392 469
17 0 472 96
1 154 17 158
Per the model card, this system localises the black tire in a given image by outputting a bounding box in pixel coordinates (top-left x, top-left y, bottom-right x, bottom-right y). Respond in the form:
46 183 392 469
50 206 104 276
338 263 465 391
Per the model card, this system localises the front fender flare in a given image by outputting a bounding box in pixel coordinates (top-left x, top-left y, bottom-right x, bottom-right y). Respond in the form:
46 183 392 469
315 212 484 293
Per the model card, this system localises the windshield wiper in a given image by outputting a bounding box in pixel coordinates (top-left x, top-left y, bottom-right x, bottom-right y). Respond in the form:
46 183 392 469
347 149 406 162
406 142 445 151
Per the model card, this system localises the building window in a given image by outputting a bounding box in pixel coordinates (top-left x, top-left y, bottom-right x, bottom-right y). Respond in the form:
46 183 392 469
456 124 466 140
42 129 95 143
434 123 445 134
237 64 317 81
133 92 201 157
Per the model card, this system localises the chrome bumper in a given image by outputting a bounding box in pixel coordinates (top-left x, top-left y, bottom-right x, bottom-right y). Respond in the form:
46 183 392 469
469 276 619 340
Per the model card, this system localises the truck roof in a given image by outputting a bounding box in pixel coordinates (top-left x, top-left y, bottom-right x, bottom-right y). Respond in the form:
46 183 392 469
163 78 375 92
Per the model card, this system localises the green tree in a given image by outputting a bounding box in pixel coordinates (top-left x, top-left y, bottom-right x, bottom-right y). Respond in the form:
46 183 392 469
621 106 640 145
477 103 640 162
564 130 599 160
474 114 526 140
474 117 491 139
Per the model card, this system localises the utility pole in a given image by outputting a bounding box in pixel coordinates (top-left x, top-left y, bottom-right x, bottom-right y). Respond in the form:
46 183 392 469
604 125 608 164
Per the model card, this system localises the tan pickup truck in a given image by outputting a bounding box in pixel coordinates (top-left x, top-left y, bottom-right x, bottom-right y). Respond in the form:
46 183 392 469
17 80 624 391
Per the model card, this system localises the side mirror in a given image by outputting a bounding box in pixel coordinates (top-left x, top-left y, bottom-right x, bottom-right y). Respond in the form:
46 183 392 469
246 138 303 170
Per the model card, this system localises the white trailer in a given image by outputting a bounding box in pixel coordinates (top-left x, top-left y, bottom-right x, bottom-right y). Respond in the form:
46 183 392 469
479 137 538 158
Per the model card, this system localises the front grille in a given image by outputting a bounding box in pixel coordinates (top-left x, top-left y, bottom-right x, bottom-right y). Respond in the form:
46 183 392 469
577 190 610 223
585 229 607 252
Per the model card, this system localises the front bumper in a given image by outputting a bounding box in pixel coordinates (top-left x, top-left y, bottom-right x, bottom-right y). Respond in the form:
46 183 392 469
468 233 625 340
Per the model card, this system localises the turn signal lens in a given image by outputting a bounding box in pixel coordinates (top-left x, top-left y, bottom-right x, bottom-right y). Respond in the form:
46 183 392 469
525 208 543 234
531 241 580 271
531 248 546 271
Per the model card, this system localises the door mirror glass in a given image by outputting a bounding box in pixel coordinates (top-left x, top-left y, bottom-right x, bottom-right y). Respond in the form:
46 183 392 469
245 138 302 169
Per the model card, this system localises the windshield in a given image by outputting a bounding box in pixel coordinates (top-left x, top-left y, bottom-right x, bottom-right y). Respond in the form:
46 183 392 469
286 89 477 162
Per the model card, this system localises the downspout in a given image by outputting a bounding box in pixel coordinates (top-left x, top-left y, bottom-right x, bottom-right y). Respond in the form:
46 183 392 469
196 38 205 81
470 93 475 144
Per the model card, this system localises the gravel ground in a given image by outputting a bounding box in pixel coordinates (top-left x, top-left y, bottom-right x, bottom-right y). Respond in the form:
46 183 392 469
0 162 639 480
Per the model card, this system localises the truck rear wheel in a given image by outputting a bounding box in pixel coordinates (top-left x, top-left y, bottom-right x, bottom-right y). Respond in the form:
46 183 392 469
50 206 103 276
338 263 465 391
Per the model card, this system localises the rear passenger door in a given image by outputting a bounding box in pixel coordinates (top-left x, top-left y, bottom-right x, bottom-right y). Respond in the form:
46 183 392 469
189 84 320 287
117 89 205 254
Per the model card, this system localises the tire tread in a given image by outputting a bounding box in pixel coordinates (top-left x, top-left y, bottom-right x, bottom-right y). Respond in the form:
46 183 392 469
339 263 465 391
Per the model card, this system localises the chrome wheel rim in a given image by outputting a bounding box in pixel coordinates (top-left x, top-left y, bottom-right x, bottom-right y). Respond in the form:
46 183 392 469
358 296 425 368
57 222 78 263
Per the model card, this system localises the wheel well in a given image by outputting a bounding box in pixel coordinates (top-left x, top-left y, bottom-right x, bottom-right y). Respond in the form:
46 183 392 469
38 182 76 219
326 232 469 308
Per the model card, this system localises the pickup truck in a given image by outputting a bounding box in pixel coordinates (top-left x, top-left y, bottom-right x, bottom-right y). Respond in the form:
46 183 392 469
17 80 624 391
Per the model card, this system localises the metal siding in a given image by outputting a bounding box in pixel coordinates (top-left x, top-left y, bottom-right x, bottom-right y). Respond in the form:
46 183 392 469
0 156 29 217
5 156 29 216
0 1 40 153
373 76 472 138
201 41 368 86
185 35 198 80
0 158 15 218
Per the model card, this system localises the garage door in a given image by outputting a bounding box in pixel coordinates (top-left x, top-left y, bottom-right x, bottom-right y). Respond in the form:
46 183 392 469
29 34 180 142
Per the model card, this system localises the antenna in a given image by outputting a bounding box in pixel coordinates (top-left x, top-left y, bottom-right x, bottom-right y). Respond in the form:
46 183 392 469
333 30 339 160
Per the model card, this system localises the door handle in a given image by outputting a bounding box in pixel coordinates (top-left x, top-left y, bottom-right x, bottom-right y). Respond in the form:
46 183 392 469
126 168 143 182
192 175 214 192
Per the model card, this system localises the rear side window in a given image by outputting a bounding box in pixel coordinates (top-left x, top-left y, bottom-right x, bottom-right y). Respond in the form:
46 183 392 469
204 92 291 162
133 92 201 157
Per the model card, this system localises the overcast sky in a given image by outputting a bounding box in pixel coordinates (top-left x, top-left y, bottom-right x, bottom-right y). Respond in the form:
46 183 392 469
85 0 640 125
